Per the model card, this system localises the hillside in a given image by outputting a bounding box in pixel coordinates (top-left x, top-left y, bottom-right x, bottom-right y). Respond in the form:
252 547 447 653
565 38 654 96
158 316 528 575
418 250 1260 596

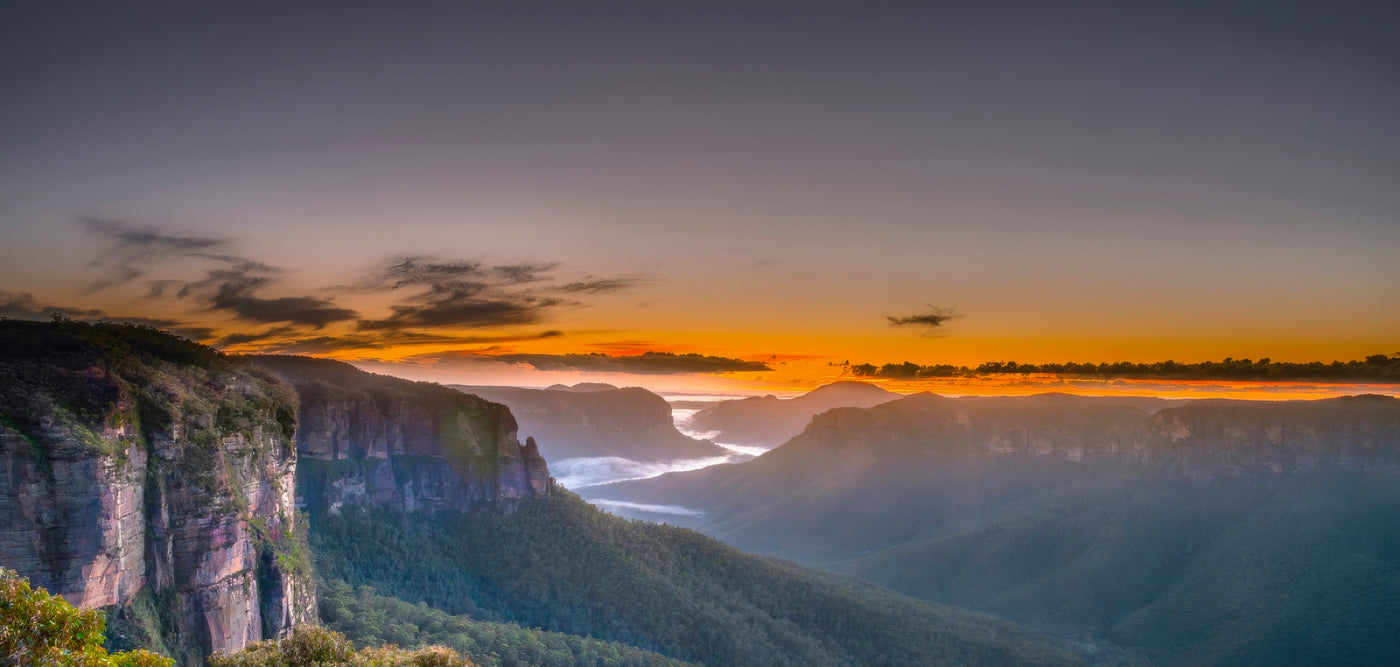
451 384 728 462
310 490 1082 667
592 392 1400 665
686 381 898 446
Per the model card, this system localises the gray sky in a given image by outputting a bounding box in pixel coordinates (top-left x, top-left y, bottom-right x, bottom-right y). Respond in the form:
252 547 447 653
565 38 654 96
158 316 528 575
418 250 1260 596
1 0 1396 386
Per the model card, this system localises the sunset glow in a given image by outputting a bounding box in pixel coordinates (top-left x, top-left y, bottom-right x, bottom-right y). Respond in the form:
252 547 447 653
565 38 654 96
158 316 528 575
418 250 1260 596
1 2 1395 401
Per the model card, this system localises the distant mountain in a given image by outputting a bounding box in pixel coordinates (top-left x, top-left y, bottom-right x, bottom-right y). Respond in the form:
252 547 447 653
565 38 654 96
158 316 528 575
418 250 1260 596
591 392 1400 665
545 382 620 392
452 384 729 461
686 381 899 446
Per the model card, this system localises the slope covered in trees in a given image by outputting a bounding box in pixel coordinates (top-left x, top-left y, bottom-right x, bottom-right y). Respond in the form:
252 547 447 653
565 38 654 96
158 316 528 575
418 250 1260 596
309 491 1082 667
318 580 693 667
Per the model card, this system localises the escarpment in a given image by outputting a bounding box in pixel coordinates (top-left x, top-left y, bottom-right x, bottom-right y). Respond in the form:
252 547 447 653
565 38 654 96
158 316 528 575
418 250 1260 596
451 383 728 461
250 356 552 516
0 320 315 664
1 322 553 664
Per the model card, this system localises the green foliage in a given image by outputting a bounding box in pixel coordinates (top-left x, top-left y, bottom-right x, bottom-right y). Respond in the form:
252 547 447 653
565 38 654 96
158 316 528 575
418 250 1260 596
0 568 173 667
848 354 1400 381
0 320 299 465
309 492 1080 667
318 579 693 667
248 513 315 580
209 625 474 667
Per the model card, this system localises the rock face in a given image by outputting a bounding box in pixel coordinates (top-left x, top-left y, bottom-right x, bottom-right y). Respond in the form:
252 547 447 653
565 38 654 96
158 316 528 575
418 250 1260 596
254 357 552 516
0 320 316 664
451 383 727 461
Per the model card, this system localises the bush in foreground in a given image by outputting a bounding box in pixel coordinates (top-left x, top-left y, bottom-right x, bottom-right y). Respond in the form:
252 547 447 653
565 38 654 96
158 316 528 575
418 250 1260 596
0 568 172 667
209 625 475 667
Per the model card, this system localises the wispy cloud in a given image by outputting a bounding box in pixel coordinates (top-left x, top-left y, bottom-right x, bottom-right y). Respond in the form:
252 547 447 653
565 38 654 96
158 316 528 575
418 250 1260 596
402 349 772 375
69 220 650 352
0 290 213 340
557 277 646 294
81 217 228 293
353 255 643 331
226 329 564 355
175 258 360 328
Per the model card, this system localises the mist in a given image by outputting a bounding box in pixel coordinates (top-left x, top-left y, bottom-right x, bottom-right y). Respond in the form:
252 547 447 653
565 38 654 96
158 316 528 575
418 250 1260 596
552 454 742 489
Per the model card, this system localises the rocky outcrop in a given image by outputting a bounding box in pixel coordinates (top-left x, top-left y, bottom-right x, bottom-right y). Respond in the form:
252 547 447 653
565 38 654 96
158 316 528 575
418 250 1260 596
451 383 727 461
252 357 551 516
0 320 316 664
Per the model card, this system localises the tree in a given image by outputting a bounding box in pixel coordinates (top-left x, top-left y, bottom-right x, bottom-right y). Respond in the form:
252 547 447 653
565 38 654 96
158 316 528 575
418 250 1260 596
0 568 172 667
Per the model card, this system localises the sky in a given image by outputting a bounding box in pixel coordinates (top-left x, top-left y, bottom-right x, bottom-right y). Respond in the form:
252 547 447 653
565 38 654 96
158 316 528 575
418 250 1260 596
2 1 1397 395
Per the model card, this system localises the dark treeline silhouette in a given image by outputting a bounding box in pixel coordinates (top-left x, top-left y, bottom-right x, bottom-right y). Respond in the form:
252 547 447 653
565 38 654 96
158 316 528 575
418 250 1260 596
848 354 1400 382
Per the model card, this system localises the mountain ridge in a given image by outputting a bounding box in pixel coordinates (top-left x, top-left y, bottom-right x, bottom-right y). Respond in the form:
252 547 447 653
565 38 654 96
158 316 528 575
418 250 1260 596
685 381 900 446
588 391 1400 665
451 383 728 462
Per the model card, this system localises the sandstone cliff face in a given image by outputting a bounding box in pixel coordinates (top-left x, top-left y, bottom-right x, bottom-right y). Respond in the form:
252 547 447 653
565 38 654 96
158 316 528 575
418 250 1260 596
452 384 728 461
0 321 316 665
252 357 551 516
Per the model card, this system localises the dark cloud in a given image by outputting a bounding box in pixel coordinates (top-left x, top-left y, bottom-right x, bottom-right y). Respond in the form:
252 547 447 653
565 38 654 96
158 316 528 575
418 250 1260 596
223 328 563 355
0 290 212 340
172 258 359 328
887 306 958 329
358 298 560 330
556 277 645 294
352 255 639 331
413 350 771 375
82 217 227 254
81 217 228 292
213 293 359 328
74 221 643 338
494 262 559 284
377 256 485 289
80 217 357 328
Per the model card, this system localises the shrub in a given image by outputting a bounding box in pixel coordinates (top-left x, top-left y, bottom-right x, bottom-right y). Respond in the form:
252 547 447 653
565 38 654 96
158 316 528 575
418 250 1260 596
0 568 173 667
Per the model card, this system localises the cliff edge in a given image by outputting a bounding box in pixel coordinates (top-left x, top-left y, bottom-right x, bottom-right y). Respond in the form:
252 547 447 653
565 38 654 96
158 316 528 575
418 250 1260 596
251 356 551 516
0 320 315 664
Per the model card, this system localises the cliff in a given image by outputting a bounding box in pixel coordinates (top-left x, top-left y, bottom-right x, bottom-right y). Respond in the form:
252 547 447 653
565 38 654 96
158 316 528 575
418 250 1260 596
0 320 315 664
253 357 551 515
450 384 727 461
